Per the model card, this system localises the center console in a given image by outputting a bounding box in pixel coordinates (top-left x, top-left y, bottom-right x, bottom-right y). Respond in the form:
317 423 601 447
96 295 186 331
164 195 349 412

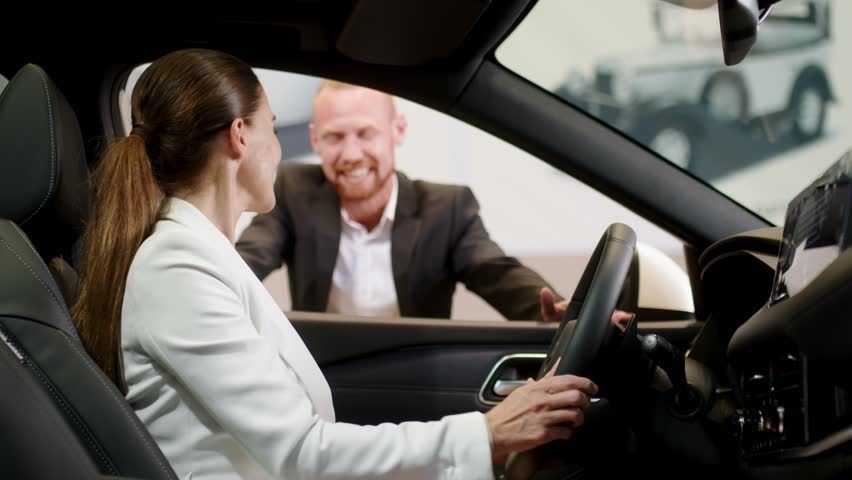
730 149 852 463
737 350 852 460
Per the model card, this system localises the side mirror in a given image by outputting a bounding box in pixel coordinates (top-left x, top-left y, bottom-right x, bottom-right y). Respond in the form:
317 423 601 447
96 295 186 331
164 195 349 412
624 242 695 317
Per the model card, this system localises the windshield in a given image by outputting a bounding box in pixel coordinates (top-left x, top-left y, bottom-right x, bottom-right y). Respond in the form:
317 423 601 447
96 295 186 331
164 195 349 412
497 0 851 225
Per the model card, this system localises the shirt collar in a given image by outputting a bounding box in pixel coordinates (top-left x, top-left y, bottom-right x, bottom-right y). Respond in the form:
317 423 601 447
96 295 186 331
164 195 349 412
384 174 399 223
340 174 398 229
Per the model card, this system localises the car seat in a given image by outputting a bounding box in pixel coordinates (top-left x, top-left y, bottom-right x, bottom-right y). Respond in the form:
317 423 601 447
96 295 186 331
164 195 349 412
0 63 177 479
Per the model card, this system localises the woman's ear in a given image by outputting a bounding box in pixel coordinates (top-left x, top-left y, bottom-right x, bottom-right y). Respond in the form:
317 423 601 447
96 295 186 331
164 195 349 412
226 117 249 160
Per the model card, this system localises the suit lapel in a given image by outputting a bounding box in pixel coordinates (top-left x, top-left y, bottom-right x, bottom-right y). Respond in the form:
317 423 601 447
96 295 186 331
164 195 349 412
391 173 421 316
312 180 341 311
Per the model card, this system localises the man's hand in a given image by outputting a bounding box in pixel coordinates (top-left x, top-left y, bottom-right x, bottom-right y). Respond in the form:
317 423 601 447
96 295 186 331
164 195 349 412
540 286 636 327
611 310 634 329
539 287 569 323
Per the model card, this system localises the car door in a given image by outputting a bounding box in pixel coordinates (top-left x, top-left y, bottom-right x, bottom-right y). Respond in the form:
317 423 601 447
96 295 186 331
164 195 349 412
292 312 702 425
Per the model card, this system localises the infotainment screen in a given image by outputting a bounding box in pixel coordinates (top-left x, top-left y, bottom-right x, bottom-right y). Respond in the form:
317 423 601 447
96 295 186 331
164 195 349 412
770 149 852 305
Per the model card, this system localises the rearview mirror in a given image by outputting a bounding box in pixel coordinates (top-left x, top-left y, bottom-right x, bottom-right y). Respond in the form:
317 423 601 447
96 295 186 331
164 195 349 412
718 0 759 65
718 0 780 65
661 0 781 65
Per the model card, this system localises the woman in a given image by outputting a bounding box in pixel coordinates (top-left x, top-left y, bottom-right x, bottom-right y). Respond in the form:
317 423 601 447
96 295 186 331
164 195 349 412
72 48 597 479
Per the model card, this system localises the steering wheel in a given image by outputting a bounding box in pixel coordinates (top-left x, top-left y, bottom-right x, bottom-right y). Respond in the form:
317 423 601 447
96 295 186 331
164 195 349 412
505 223 636 479
538 222 636 379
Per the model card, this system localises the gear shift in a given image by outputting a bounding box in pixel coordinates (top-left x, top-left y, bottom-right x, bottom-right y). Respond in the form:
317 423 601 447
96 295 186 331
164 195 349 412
641 334 699 415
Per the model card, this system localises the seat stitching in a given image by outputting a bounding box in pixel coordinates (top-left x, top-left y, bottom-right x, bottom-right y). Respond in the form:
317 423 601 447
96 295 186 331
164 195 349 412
21 65 57 225
0 236 75 337
61 334 176 478
0 323 117 474
2 225 76 337
24 353 117 474
6 228 173 476
10 222 71 314
0 315 174 477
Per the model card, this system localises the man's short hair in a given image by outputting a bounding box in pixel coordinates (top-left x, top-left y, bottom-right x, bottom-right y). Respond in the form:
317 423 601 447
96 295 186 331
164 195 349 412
314 79 354 98
313 79 396 112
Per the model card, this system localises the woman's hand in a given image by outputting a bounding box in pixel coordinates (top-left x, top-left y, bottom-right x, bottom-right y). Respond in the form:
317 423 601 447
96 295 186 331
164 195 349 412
484 360 598 463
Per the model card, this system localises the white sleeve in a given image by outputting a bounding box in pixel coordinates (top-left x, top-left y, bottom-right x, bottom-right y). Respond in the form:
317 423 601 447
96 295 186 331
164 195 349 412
129 236 494 480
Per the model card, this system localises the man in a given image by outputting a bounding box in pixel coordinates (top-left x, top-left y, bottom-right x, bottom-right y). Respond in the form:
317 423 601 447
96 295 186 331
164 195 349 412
236 80 568 321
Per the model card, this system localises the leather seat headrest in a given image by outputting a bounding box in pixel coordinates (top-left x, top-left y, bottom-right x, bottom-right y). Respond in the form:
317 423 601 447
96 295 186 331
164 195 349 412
0 64 90 262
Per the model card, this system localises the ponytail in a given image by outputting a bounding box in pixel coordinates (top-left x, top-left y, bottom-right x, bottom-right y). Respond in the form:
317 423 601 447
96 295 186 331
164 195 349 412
73 48 261 392
72 134 161 392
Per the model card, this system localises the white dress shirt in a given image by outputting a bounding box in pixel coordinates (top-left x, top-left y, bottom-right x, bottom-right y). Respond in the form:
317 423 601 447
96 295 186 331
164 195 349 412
326 175 400 317
121 197 493 480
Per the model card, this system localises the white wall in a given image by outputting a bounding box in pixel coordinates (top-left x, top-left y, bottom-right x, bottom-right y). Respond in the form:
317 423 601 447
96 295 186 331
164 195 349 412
249 79 686 320
252 81 685 257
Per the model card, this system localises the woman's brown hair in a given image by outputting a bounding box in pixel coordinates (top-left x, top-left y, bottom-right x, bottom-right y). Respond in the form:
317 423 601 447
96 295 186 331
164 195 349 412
72 48 262 391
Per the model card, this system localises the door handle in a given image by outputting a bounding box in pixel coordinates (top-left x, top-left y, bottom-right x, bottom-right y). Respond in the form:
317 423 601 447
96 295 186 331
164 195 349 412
493 379 526 396
479 353 546 405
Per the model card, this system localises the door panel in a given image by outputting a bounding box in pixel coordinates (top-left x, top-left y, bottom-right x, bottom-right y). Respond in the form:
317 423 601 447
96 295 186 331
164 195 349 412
324 347 545 424
290 312 701 424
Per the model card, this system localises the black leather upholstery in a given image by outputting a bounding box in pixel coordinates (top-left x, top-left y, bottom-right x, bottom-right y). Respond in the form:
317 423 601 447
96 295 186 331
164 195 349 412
0 64 89 263
0 65 178 480
0 335 102 479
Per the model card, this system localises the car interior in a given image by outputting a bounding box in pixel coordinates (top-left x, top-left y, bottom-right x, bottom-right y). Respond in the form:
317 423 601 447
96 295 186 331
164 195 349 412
2 1 851 479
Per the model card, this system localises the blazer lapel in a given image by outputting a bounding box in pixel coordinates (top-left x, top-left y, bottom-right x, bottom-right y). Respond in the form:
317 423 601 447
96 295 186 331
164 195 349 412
311 181 341 311
259 297 336 421
163 198 337 420
391 173 421 316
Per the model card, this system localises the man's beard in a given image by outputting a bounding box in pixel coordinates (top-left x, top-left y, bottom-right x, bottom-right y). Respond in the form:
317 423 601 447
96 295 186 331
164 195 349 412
334 160 391 201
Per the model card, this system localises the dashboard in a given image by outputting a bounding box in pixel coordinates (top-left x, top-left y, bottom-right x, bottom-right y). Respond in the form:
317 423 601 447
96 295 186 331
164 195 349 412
684 150 852 478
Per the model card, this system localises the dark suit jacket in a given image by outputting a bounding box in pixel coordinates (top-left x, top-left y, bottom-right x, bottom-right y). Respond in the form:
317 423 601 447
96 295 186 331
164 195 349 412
236 163 559 320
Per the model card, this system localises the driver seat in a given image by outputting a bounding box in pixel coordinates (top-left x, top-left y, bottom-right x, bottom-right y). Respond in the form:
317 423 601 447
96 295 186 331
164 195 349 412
0 63 177 479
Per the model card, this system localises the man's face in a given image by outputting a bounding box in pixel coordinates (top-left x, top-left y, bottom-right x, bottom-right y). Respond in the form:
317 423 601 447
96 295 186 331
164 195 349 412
311 86 405 202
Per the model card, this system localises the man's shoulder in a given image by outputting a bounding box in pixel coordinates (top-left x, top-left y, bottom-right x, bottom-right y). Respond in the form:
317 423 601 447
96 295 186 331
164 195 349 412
405 175 476 212
279 162 325 184
407 176 471 201
274 163 329 199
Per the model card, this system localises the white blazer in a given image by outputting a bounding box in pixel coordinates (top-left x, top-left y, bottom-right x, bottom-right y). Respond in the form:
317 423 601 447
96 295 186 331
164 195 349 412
121 197 493 480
